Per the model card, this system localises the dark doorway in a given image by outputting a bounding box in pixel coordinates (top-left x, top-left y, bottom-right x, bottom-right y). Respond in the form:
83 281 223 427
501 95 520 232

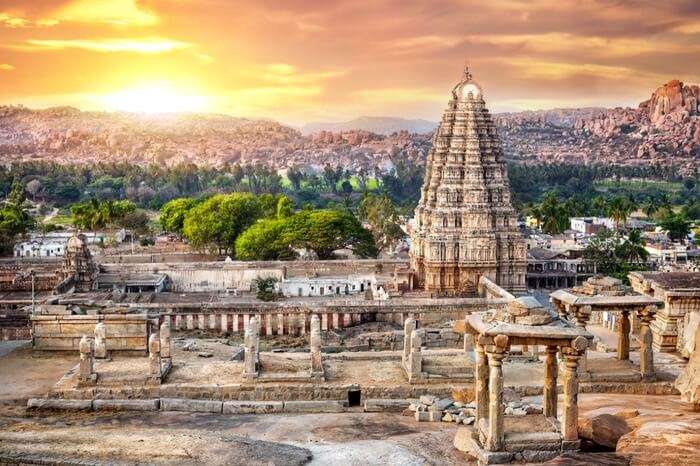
348 389 361 407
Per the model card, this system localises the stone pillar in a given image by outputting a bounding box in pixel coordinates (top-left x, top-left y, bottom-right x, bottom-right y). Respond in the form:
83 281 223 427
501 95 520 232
186 314 194 330
310 315 323 377
160 320 171 365
485 334 508 452
233 314 239 333
403 317 416 364
321 313 328 331
148 333 162 383
300 313 306 335
543 345 558 418
220 313 228 334
94 323 107 359
175 314 182 330
266 314 272 336
574 305 591 374
474 339 489 428
407 329 423 382
561 336 587 442
78 335 96 384
198 314 205 330
617 310 631 361
332 313 339 329
638 306 655 380
243 316 259 379
209 314 216 330
278 313 284 335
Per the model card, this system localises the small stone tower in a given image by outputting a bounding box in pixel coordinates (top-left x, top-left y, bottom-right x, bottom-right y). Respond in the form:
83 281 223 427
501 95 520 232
54 234 98 294
410 67 526 294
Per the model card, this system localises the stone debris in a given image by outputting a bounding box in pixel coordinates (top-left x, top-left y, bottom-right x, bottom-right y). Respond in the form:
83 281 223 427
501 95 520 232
197 352 213 358
182 340 198 352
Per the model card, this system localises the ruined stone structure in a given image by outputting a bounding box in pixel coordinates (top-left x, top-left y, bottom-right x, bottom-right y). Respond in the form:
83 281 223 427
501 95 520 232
459 297 592 463
309 315 324 379
94 323 107 359
243 316 260 379
550 276 662 381
410 68 526 294
630 271 700 356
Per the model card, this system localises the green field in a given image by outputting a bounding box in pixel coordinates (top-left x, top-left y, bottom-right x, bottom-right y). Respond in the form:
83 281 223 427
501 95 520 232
594 179 684 193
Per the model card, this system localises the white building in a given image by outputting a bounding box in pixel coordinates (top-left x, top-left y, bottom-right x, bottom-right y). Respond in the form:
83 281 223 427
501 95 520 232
14 239 66 258
279 274 376 297
570 217 614 234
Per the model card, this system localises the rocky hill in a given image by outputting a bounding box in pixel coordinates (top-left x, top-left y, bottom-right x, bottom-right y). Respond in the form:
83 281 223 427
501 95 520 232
301 116 436 136
495 80 699 175
0 81 697 175
0 106 430 173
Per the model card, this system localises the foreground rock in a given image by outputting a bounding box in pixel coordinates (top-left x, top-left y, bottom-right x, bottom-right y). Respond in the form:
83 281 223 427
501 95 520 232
675 324 700 408
616 420 700 465
578 413 632 449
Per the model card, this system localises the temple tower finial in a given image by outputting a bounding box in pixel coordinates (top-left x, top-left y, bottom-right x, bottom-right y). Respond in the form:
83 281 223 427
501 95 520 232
463 60 472 81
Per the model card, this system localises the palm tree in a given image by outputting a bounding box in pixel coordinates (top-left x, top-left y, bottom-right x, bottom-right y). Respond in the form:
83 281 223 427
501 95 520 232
617 229 648 263
642 202 657 219
607 196 631 231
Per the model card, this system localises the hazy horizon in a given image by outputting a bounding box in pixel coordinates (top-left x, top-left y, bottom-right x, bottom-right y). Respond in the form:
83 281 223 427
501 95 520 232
1 1 699 126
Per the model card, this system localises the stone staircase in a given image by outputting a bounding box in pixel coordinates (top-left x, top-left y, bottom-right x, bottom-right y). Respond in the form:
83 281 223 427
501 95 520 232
422 359 473 382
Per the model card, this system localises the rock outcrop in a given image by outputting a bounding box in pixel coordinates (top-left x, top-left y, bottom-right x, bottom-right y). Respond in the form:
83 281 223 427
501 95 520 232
675 323 700 408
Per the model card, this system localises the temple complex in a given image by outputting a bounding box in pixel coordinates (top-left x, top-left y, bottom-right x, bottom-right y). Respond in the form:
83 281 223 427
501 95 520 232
410 67 527 295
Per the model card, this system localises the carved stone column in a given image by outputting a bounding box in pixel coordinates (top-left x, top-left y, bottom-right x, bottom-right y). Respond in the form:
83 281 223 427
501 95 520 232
310 314 323 378
617 310 631 361
543 345 558 418
485 334 508 452
78 335 96 385
474 338 489 428
148 333 162 384
160 320 172 366
638 306 655 380
403 317 416 364
574 305 591 373
94 323 107 359
561 336 587 442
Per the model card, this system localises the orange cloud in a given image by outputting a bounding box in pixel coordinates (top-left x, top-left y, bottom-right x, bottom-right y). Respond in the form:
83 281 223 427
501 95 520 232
0 63 14 70
23 38 191 54
54 0 158 25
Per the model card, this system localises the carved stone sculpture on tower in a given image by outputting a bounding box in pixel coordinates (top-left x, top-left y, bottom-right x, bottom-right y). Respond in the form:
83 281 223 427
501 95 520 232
410 67 526 294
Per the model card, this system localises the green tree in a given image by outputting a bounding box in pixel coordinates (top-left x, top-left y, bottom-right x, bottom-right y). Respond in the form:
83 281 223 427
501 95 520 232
235 218 294 260
276 196 294 219
0 201 34 255
254 277 279 302
358 193 406 252
280 210 377 259
607 196 632 231
159 197 198 235
182 193 264 255
616 229 648 263
658 213 692 242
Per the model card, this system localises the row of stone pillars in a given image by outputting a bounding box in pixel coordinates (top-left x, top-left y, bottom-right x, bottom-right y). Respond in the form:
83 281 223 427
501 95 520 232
474 336 585 451
555 303 656 380
79 320 172 386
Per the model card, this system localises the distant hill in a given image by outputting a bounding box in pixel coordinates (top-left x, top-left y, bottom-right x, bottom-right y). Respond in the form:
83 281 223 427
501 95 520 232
301 116 437 135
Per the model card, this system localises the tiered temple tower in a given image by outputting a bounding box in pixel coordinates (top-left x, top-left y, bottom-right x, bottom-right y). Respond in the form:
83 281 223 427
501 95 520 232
410 67 526 294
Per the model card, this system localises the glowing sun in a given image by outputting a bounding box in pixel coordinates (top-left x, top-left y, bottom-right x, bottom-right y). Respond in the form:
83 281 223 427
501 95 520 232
99 83 209 113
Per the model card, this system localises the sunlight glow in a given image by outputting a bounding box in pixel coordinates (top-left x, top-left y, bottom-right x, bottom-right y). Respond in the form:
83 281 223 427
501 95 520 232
98 84 209 113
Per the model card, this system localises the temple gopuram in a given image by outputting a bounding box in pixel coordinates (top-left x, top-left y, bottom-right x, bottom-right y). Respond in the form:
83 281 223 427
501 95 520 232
410 67 527 295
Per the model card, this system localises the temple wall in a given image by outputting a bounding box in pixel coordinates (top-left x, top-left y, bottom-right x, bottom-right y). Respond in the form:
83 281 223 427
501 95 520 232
32 313 150 351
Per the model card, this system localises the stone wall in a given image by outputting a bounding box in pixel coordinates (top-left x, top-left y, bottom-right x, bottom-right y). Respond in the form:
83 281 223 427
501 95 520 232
0 310 31 340
32 313 150 351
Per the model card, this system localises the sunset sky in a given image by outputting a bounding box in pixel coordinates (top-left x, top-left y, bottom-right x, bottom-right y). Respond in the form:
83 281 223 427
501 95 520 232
1 0 699 125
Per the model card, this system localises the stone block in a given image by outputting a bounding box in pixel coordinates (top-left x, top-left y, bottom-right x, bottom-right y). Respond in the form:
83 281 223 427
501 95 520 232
363 399 410 413
160 398 223 413
93 399 159 411
27 398 92 411
223 401 283 414
283 400 345 413
414 411 431 422
428 398 453 412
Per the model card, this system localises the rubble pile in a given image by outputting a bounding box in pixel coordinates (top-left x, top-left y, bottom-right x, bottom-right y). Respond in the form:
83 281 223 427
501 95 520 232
409 394 543 425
